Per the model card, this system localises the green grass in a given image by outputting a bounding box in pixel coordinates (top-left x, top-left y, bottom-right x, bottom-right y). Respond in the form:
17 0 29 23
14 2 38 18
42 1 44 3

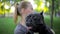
0 16 60 34
0 17 16 34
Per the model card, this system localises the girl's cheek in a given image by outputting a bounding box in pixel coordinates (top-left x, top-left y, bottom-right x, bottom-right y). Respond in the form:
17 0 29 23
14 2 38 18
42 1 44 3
27 9 32 13
25 8 33 14
25 9 29 13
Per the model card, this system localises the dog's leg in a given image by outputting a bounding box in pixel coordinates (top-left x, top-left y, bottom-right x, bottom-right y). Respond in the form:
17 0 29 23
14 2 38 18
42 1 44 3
51 29 55 34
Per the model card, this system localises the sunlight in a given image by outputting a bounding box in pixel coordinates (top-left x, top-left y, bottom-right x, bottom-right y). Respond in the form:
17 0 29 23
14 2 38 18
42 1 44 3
10 6 15 13
47 2 49 7
40 2 45 10
27 0 37 9
1 0 2 1
40 0 45 10
4 4 10 9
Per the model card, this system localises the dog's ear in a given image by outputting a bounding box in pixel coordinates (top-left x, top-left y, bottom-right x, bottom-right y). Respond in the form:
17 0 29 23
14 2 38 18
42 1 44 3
40 11 43 15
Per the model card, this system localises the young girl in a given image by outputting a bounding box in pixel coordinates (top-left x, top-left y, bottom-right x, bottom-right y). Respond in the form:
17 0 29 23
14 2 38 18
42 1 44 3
14 1 33 34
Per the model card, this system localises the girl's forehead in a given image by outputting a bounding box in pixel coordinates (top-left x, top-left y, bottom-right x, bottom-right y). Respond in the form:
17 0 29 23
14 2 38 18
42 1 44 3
29 4 33 7
28 4 33 9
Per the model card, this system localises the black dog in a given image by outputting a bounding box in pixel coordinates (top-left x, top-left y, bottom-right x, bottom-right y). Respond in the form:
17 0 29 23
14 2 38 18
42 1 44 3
26 12 54 34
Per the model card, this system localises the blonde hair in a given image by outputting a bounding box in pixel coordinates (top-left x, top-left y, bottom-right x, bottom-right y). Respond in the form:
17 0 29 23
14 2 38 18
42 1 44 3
14 1 31 23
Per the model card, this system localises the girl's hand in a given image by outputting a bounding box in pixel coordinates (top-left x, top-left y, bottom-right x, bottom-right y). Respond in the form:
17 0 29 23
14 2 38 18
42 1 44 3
27 27 32 30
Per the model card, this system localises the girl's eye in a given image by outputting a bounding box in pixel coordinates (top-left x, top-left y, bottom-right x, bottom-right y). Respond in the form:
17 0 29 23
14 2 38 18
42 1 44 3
31 8 33 10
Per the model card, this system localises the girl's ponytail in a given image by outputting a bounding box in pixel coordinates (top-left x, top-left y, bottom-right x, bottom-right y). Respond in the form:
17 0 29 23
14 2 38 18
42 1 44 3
14 3 18 24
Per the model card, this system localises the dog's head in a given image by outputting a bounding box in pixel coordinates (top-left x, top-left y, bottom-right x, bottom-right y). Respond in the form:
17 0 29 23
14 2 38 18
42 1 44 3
26 12 44 27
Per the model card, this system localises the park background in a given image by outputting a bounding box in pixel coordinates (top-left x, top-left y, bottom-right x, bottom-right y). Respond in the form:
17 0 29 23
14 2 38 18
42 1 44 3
0 0 60 34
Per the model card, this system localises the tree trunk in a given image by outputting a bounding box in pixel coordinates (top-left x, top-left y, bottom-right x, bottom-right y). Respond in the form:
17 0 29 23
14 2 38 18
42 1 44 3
55 10 56 17
51 0 54 28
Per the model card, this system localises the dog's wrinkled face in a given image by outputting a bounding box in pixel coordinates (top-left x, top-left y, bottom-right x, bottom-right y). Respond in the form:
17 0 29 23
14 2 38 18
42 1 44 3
26 12 44 27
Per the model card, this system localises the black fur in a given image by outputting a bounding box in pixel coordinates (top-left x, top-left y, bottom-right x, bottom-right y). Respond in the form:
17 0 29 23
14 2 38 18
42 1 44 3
26 12 53 34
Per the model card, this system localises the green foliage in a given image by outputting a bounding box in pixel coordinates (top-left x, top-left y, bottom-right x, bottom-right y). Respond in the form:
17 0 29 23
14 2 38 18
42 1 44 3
0 0 21 15
54 0 59 12
34 0 49 13
0 1 10 14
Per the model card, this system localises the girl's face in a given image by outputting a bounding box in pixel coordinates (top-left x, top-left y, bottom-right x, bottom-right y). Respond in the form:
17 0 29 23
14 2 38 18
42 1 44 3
21 4 33 16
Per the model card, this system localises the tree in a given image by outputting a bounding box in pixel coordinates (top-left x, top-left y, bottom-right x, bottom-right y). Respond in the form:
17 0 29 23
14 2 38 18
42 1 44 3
50 0 54 28
54 0 60 16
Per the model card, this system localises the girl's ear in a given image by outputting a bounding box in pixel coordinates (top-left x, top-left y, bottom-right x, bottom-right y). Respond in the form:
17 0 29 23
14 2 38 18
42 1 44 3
20 8 25 14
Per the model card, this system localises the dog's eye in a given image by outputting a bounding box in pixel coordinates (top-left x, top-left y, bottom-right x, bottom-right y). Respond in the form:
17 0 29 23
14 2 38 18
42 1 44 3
28 15 31 18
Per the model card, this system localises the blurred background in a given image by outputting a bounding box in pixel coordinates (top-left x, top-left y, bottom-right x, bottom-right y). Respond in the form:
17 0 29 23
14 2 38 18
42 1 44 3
0 0 60 34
